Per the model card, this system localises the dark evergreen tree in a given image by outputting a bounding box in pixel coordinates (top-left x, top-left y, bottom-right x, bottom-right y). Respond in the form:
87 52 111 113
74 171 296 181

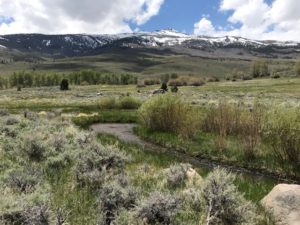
60 79 69 91
161 82 168 91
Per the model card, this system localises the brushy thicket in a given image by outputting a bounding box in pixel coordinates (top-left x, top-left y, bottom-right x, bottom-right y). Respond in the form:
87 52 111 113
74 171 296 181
203 103 263 159
168 76 205 87
202 102 300 172
138 94 199 138
98 96 141 110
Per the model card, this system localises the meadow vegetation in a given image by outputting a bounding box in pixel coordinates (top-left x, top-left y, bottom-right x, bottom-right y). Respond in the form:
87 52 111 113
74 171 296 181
136 95 300 179
0 72 299 224
0 113 273 225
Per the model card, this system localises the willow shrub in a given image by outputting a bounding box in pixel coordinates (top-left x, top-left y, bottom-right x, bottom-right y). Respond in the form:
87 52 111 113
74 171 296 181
262 107 300 169
138 94 199 138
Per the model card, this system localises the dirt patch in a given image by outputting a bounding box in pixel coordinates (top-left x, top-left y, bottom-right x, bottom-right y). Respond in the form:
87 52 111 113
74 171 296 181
91 123 156 149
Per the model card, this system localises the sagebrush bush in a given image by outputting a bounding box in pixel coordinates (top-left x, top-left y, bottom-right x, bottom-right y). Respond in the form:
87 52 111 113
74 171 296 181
0 108 9 116
99 178 138 224
165 163 191 188
46 153 72 171
6 117 20 125
135 191 182 225
75 143 128 187
139 94 199 138
203 169 256 225
3 166 42 193
180 188 202 212
0 190 52 225
19 134 49 161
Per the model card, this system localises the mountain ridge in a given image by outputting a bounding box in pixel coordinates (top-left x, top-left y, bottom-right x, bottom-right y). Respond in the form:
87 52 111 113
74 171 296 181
1 29 300 59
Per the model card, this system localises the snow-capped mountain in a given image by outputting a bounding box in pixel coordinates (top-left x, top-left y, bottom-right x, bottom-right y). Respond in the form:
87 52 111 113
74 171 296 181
0 29 299 58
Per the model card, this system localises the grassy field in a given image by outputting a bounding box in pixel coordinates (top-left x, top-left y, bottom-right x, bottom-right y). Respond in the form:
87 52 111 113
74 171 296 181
1 77 299 112
0 76 299 224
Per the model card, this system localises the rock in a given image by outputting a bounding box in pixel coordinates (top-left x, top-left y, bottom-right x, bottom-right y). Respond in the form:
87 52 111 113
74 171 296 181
186 168 203 187
261 184 300 225
152 89 166 95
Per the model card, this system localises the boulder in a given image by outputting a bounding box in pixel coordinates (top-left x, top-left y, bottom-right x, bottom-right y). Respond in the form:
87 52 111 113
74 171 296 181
261 184 300 225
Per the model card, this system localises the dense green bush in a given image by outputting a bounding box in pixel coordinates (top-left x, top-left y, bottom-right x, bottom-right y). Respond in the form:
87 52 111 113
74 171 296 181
138 94 199 138
118 96 141 110
98 97 117 109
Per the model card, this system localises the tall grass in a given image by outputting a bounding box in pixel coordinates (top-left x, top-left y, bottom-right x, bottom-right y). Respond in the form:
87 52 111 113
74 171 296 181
262 107 300 172
138 94 200 138
203 103 263 159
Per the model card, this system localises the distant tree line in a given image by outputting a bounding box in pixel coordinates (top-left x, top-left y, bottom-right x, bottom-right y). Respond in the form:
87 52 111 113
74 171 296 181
250 60 270 78
0 70 138 89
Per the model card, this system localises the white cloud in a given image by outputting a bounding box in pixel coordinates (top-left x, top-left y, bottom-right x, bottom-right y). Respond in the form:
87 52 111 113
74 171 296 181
194 0 300 41
0 0 164 34
194 18 215 36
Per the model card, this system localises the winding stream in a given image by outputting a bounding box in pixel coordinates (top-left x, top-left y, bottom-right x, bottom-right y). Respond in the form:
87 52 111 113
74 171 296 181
90 123 298 184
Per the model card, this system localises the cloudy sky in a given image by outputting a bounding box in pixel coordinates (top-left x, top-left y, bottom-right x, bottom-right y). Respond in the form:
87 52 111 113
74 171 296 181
0 0 300 41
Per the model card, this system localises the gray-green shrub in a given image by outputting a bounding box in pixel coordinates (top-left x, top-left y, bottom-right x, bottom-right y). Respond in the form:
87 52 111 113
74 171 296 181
99 178 138 224
6 117 20 126
203 169 256 225
75 143 128 187
3 166 42 193
135 192 182 225
165 163 191 188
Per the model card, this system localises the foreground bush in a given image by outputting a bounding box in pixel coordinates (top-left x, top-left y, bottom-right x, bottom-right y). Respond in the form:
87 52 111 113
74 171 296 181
135 192 182 225
99 177 138 224
165 163 192 188
3 166 42 193
138 94 199 138
75 143 128 188
203 169 256 225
